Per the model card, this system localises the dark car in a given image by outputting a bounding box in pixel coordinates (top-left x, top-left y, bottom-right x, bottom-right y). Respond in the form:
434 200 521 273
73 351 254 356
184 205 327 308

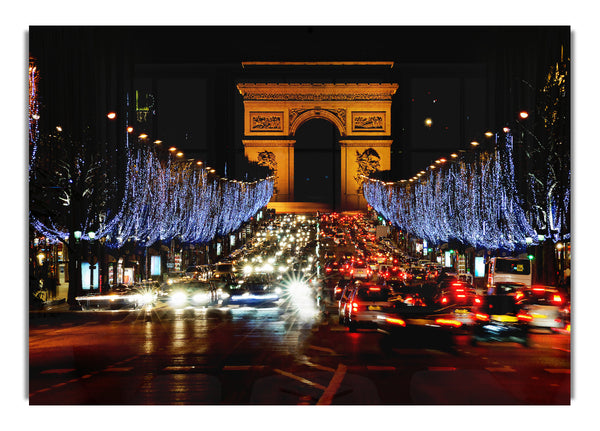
333 278 352 301
470 295 531 346
163 280 219 308
225 273 281 307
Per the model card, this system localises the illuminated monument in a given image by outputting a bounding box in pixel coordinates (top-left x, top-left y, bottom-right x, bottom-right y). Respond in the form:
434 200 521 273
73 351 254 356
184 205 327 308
238 63 398 212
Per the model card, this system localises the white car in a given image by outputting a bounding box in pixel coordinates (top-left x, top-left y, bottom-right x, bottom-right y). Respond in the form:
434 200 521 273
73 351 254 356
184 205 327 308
517 286 566 329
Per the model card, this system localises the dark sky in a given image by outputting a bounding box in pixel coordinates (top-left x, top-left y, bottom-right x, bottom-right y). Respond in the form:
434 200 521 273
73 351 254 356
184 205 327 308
28 26 569 186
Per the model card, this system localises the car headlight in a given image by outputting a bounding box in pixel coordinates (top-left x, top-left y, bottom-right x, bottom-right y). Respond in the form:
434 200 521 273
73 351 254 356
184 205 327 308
140 292 155 305
192 292 210 304
170 291 187 307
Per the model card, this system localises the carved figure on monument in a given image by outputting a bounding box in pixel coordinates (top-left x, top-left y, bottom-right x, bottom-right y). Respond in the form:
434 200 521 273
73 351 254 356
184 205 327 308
354 148 381 194
257 150 279 194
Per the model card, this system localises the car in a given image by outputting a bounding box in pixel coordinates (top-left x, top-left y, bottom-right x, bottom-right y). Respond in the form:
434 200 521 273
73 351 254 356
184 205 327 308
77 284 157 310
338 281 359 325
407 267 427 282
470 294 531 346
333 278 352 302
349 260 372 280
516 285 567 330
185 264 212 280
492 281 527 296
224 273 282 307
345 284 401 331
164 280 219 308
435 281 481 306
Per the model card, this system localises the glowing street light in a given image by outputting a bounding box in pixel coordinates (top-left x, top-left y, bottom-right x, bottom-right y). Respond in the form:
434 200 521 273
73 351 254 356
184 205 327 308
138 133 148 140
519 111 529 119
107 112 116 120
470 141 480 147
127 126 134 133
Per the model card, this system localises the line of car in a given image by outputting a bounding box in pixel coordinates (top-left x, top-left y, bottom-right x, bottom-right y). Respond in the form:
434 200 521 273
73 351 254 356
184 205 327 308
318 213 570 348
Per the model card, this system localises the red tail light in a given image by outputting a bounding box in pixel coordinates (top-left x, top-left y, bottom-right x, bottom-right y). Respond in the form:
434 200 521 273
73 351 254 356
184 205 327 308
334 287 342 294
351 302 358 311
456 294 466 298
385 316 406 326
517 312 533 322
475 313 490 321
369 287 381 291
441 297 448 304
435 318 462 328
552 294 563 304
326 268 332 272
474 297 482 304
515 292 524 300
533 286 545 293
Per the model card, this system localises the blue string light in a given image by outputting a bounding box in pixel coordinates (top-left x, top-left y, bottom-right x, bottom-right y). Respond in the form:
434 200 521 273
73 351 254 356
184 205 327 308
30 136 274 247
363 133 538 251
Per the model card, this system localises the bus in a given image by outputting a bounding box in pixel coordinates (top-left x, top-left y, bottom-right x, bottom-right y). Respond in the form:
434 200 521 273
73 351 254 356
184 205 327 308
487 257 532 289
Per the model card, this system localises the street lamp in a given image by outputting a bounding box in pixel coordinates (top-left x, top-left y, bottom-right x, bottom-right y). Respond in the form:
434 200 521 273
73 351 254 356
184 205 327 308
107 112 116 120
74 230 82 242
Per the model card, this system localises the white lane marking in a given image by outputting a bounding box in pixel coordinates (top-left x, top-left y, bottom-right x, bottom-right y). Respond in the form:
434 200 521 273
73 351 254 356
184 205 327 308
317 363 348 405
163 365 197 372
103 367 133 372
302 361 336 373
545 368 570 374
309 345 337 354
273 368 328 391
485 366 516 372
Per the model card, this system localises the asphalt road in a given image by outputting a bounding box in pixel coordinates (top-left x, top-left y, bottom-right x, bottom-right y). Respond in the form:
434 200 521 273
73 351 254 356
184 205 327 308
28 302 570 405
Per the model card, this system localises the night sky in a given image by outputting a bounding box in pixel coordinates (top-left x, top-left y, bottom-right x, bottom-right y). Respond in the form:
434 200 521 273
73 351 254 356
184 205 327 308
27 25 570 196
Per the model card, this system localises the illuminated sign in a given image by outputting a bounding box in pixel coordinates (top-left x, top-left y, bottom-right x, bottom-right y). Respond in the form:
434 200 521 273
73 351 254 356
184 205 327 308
151 255 161 276
474 257 485 278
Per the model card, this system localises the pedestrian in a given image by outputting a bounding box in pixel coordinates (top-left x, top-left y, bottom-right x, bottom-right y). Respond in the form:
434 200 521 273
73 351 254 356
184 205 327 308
46 276 57 300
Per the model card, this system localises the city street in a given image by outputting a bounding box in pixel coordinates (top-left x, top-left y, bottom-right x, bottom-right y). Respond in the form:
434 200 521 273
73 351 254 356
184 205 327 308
29 304 570 405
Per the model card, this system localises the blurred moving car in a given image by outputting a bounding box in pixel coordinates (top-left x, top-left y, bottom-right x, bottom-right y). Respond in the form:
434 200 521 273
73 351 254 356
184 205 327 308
333 278 352 302
77 285 157 310
224 273 281 307
516 285 567 330
338 281 359 325
471 294 531 346
346 284 400 331
435 281 481 306
163 280 219 308
492 282 527 296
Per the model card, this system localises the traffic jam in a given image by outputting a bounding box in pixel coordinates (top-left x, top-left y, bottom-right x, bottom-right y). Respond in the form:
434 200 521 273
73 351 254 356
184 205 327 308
74 211 571 348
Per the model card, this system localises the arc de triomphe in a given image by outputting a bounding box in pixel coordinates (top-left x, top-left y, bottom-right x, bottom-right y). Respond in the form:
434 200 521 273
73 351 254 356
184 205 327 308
237 82 398 211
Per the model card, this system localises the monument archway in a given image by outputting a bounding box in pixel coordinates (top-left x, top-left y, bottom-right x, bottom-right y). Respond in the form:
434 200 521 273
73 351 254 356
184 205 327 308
238 82 398 211
293 118 340 207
